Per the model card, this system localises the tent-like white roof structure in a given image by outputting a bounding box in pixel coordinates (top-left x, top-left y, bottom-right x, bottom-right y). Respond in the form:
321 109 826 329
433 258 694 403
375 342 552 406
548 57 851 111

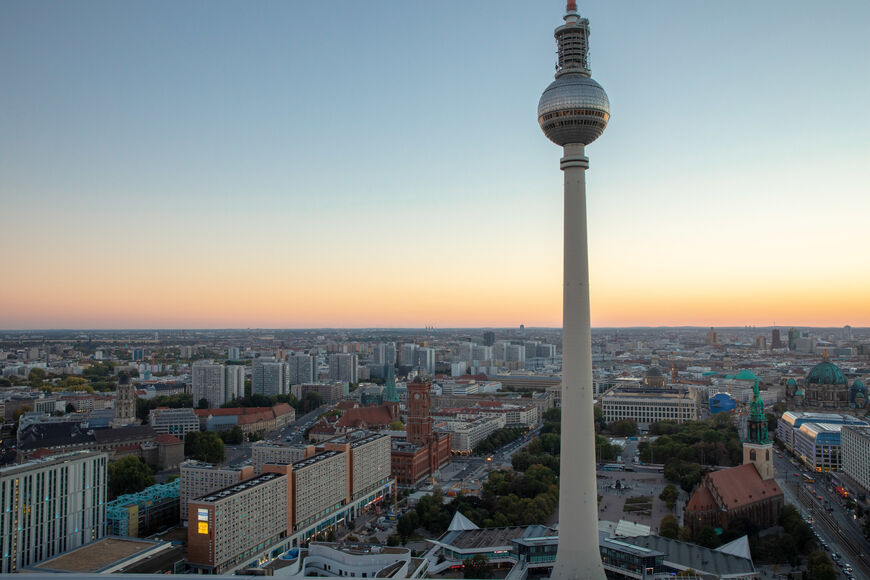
447 511 479 532
716 535 752 560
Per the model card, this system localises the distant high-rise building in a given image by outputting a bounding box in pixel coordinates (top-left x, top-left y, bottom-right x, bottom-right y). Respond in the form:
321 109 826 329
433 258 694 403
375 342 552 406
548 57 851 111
771 329 782 349
400 343 417 367
227 347 241 361
755 336 767 350
180 345 194 359
471 344 493 362
252 359 290 396
524 340 540 360
132 348 145 361
483 331 495 346
0 451 107 573
287 354 314 385
328 353 358 384
706 327 718 345
192 361 227 407
111 373 137 427
505 344 526 364
415 347 435 375
788 328 799 351
537 343 557 359
384 342 397 365
225 365 244 402
372 342 396 366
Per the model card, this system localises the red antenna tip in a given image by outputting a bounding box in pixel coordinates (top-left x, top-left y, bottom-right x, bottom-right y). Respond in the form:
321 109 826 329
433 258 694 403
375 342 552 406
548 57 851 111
567 1 577 11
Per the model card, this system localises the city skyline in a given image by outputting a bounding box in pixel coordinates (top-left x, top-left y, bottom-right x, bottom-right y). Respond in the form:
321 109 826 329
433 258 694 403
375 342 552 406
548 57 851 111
2 1 868 329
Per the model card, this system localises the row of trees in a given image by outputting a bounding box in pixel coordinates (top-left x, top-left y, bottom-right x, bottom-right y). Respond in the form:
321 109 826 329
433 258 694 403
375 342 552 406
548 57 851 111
473 427 524 455
221 391 323 414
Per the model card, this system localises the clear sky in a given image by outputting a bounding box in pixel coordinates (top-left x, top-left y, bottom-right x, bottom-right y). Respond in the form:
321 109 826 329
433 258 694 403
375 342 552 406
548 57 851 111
1 1 868 329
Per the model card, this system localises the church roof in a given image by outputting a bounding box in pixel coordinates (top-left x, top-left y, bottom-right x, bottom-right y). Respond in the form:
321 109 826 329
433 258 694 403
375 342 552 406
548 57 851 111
686 483 717 513
806 360 848 386
734 370 758 381
707 463 782 510
335 405 394 429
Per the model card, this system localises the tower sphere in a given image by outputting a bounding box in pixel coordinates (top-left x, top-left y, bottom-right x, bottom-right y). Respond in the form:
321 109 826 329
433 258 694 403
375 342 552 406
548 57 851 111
538 75 610 146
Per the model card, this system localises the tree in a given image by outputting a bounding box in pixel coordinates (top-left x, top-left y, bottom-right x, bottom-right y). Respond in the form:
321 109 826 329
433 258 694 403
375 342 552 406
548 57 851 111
659 484 679 510
197 397 210 409
65 402 77 414
659 514 679 539
609 419 638 437
695 526 721 549
13 405 32 423
302 391 323 413
593 405 606 432
220 425 244 445
28 368 47 386
389 420 405 431
464 554 492 579
806 550 837 580
108 456 155 499
397 510 419 541
185 431 225 462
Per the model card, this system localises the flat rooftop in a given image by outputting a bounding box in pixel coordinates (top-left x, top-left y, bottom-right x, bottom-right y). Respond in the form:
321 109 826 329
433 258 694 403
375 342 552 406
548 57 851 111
181 459 248 471
323 430 388 447
293 449 342 469
0 450 102 477
195 471 282 503
32 537 163 573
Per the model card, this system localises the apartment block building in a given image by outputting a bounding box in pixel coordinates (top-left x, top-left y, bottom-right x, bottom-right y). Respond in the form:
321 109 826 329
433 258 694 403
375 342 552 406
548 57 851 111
323 432 391 502
287 354 314 385
179 460 254 521
440 415 505 453
291 450 349 532
252 359 289 396
251 442 314 475
187 471 290 574
842 425 870 493
328 354 358 384
0 451 107 573
290 381 346 405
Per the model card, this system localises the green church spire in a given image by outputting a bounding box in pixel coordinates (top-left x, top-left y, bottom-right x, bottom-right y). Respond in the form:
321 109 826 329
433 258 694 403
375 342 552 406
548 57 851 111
383 366 398 403
747 380 768 444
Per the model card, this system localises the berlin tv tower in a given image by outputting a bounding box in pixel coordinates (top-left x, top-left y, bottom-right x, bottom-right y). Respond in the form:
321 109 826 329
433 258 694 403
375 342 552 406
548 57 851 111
538 2 609 578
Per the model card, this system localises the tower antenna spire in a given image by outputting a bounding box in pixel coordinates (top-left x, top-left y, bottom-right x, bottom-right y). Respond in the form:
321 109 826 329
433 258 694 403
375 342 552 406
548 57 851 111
567 0 577 11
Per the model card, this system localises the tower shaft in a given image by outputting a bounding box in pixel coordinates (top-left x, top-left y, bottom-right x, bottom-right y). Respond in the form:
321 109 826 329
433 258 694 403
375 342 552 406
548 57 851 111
552 144 606 580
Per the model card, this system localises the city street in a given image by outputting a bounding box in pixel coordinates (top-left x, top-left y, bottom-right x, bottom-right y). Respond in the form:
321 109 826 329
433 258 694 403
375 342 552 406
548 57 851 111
222 405 326 466
773 450 865 579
